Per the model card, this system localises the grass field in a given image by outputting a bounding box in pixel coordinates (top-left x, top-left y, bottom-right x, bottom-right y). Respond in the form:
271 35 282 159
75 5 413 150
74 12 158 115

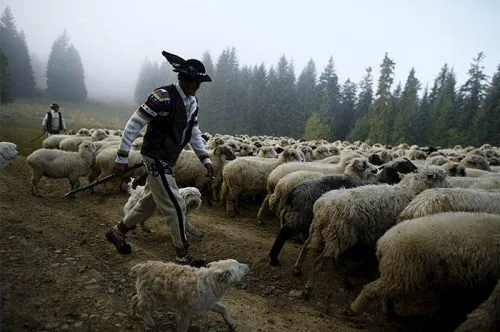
0 98 134 155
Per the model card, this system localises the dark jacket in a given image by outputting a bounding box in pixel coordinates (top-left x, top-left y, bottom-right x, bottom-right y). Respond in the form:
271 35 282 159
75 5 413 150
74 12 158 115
140 84 198 167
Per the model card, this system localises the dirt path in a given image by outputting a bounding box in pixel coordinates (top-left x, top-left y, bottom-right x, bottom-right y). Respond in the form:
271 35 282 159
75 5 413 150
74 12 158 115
0 157 468 331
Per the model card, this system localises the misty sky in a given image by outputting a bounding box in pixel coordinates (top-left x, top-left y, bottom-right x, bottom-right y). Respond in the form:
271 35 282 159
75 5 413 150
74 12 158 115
1 0 499 104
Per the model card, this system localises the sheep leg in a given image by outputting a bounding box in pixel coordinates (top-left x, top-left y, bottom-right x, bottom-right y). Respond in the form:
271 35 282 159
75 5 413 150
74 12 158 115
211 302 236 330
30 173 43 197
134 300 155 327
269 224 296 266
226 197 235 217
293 236 311 276
256 193 271 224
346 278 384 316
176 313 191 332
303 254 328 300
130 294 139 317
382 297 397 319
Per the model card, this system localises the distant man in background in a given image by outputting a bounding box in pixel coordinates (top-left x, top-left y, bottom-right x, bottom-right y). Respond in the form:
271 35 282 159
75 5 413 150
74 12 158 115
105 51 215 268
42 103 67 135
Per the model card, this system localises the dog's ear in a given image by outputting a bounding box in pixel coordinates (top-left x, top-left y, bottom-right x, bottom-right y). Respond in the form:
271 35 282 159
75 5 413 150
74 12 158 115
217 270 232 282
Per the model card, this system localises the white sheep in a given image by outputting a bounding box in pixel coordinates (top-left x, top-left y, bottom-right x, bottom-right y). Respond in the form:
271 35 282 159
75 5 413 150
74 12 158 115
398 188 500 221
462 168 500 178
299 166 451 297
173 144 236 204
220 148 304 216
256 146 279 158
441 161 467 177
0 141 20 168
95 147 144 182
258 157 379 223
206 136 225 149
41 129 91 149
59 129 107 151
124 184 203 235
268 158 418 267
461 154 491 171
256 154 374 222
26 141 97 197
448 176 500 190
454 278 500 332
347 212 500 319
311 145 333 161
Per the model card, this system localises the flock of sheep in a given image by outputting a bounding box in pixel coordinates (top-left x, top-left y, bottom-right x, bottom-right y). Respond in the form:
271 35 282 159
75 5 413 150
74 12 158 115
2 127 500 331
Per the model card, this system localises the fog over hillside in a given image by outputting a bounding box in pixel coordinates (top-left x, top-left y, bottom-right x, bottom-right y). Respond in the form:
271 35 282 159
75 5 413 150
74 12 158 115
1 0 499 103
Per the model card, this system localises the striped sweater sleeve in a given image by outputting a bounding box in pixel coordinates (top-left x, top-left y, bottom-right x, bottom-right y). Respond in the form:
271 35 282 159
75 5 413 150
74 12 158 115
189 104 211 165
115 88 170 163
190 124 211 164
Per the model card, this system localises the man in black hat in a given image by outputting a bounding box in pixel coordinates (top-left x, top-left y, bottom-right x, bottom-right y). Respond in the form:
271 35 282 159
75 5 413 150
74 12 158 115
105 51 215 267
42 103 67 135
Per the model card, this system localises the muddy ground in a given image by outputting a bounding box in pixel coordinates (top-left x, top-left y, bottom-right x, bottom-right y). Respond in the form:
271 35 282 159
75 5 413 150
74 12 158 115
0 157 476 331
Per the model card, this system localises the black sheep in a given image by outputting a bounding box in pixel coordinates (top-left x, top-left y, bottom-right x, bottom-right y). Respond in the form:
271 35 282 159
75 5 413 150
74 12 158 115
268 158 417 266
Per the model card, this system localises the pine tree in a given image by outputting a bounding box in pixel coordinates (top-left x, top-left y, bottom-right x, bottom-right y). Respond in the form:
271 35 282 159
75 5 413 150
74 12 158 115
470 64 500 145
237 65 253 134
348 67 373 142
66 44 87 101
31 52 47 90
370 53 395 144
317 56 341 139
46 30 87 101
303 113 331 140
243 64 268 135
295 59 318 138
337 79 357 139
197 51 216 132
133 58 160 104
265 66 281 135
0 7 35 97
392 68 421 145
416 86 431 145
210 47 240 133
428 64 458 146
458 52 489 141
0 51 13 104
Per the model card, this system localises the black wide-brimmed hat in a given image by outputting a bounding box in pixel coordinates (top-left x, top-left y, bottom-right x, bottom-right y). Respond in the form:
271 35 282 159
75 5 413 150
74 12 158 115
50 103 60 108
162 51 212 82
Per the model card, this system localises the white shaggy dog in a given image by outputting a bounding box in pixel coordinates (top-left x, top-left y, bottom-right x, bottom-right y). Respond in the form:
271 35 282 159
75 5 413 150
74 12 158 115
123 182 203 235
0 141 20 168
130 259 250 331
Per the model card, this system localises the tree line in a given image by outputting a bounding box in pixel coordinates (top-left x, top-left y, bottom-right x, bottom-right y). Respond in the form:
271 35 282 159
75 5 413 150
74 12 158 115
135 47 499 147
0 6 87 104
1 5 498 147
